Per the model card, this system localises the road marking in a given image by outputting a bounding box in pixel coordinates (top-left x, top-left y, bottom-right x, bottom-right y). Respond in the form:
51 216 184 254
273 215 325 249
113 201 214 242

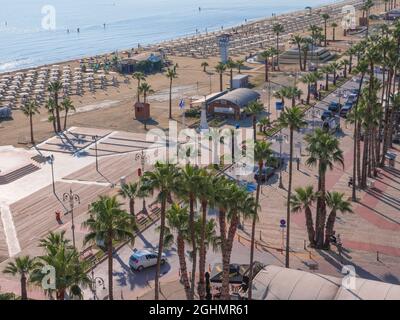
0 204 21 257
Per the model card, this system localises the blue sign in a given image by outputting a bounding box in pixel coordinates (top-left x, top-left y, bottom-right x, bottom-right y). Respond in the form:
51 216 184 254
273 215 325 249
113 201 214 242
276 101 284 111
280 219 286 228
179 99 185 109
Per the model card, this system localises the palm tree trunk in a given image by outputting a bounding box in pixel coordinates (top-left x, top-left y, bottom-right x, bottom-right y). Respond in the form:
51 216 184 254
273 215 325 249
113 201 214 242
298 46 302 71
264 59 269 82
324 209 337 248
333 28 336 41
129 199 135 216
29 114 34 145
189 196 197 300
107 235 114 300
54 94 62 132
221 213 239 300
307 84 311 105
197 200 208 300
325 73 329 91
315 166 327 248
219 73 223 91
304 207 316 246
20 275 28 300
276 35 280 71
248 162 263 300
230 69 233 90
285 129 294 267
253 116 257 142
63 110 68 130
155 199 166 300
177 234 191 300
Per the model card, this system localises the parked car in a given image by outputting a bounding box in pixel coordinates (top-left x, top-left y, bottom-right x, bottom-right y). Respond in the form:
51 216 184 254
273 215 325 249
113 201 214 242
339 103 353 118
129 249 167 272
323 116 340 134
328 102 341 113
254 166 275 183
347 94 358 104
321 110 333 121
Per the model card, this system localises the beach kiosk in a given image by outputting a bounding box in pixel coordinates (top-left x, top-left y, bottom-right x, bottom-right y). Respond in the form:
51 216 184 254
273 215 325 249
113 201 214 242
134 102 150 121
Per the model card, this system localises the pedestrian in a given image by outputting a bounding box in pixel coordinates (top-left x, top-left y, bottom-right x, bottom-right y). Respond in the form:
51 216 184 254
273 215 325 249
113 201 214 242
296 157 300 171
55 210 61 222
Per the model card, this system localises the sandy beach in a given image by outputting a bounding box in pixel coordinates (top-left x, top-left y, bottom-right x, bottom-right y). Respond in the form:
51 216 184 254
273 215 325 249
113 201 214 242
0 0 384 147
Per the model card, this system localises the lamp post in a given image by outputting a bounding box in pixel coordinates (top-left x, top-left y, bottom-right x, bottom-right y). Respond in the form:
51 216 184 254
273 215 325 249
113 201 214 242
63 189 80 249
46 155 55 194
135 150 149 213
89 269 106 300
92 135 99 172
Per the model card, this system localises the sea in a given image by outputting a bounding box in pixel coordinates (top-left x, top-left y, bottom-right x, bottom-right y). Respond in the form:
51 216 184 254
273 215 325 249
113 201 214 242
0 0 336 73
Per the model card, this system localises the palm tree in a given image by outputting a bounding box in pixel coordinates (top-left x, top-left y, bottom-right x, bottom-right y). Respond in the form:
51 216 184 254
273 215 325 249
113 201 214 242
300 73 317 104
32 233 91 300
301 38 313 71
225 59 237 90
138 82 154 104
305 129 344 248
248 140 272 300
245 101 264 142
324 192 352 248
321 13 330 47
165 203 191 299
257 117 271 133
236 59 245 74
83 196 135 300
21 100 40 145
363 0 374 36
259 49 274 82
3 256 39 300
291 34 304 70
61 97 75 131
141 162 179 300
177 164 202 299
197 170 214 300
331 22 338 41
321 64 333 91
45 98 57 133
290 186 317 247
273 87 288 105
166 65 178 119
272 23 285 70
201 61 209 72
48 81 63 132
329 62 342 86
118 182 139 217
278 106 307 266
341 59 350 78
284 86 303 107
215 62 226 92
132 72 146 103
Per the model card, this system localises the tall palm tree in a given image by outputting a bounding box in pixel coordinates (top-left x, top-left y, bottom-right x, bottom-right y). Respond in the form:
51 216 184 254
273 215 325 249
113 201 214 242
48 81 63 132
283 86 303 107
290 34 304 70
83 195 135 300
3 256 40 300
21 100 40 144
272 23 285 70
341 59 350 78
278 106 307 267
118 182 139 217
61 97 75 131
141 162 179 300
215 62 226 92
301 38 313 71
321 64 333 91
165 203 191 299
201 61 209 72
248 140 272 300
305 128 344 248
225 58 236 90
166 64 178 119
132 72 146 103
32 234 91 300
273 87 288 105
236 59 245 74
257 117 271 133
138 82 154 104
321 13 330 47
329 61 342 86
259 49 274 82
363 0 374 36
324 192 352 248
197 170 214 300
177 164 202 299
290 186 317 246
245 101 264 142
301 73 316 104
45 98 57 133
331 22 338 41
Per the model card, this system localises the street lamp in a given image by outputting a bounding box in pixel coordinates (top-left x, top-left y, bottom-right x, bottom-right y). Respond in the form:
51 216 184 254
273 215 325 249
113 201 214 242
92 135 99 172
89 269 106 300
135 150 149 213
46 155 55 194
63 189 80 249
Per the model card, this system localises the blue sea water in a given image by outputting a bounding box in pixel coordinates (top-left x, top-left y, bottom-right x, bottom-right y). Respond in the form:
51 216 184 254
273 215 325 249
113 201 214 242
0 0 334 73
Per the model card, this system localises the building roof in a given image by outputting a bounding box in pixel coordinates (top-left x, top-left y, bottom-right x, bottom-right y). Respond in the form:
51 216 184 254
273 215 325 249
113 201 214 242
251 265 400 300
212 88 260 108
233 74 249 80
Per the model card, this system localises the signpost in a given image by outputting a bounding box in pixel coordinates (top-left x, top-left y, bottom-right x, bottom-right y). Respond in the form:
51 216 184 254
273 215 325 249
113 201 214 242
280 219 286 254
